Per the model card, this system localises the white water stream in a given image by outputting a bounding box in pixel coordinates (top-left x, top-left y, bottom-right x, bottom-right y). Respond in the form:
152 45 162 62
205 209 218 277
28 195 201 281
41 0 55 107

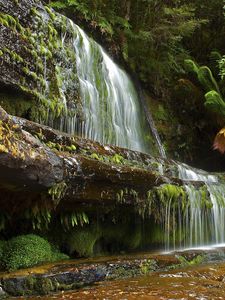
164 163 225 251
38 8 225 252
47 20 150 153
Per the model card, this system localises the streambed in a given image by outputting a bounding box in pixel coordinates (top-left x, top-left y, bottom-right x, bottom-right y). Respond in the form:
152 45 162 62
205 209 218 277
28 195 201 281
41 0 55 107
26 261 225 300
7 247 225 299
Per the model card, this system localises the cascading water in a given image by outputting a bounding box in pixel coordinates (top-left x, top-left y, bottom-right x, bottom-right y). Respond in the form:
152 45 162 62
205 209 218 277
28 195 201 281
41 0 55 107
37 8 225 252
164 162 225 251
47 19 150 154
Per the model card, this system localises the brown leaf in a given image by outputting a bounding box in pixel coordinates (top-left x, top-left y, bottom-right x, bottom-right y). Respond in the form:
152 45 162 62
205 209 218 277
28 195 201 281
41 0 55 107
213 127 225 154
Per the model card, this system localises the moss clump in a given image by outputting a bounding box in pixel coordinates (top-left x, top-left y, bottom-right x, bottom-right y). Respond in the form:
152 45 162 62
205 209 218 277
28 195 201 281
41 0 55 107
140 259 158 275
2 234 68 271
66 226 101 257
32 277 54 295
101 221 142 252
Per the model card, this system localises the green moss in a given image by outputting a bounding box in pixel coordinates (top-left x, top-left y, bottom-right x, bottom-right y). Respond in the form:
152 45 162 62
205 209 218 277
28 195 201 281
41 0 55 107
109 266 137 279
177 254 205 266
143 222 165 246
0 14 16 29
140 259 157 275
0 4 81 122
123 224 142 250
156 184 187 209
24 276 54 295
44 6 57 21
1 234 68 271
90 153 103 161
34 277 54 295
0 90 36 119
111 154 124 164
66 226 101 257
101 221 141 252
2 235 52 271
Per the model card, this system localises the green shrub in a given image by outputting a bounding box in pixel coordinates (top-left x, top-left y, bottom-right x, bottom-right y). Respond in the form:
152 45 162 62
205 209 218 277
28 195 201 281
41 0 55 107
2 234 68 271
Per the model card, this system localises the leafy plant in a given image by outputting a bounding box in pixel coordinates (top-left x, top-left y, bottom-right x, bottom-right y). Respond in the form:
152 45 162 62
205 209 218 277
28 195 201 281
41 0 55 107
184 56 225 153
177 254 205 266
60 212 89 230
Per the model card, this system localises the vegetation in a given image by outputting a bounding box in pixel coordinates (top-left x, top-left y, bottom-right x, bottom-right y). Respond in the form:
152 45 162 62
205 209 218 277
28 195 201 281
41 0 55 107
1 0 225 279
1 234 68 271
45 0 225 166
49 0 204 94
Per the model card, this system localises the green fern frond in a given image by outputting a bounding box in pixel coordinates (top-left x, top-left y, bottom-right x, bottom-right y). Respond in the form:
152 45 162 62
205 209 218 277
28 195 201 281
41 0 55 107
198 66 220 93
184 59 199 74
210 51 222 64
204 90 225 116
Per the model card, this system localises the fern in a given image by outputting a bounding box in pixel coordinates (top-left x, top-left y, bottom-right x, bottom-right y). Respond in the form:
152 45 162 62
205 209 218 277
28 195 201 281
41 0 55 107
210 51 222 64
49 1 68 9
184 59 199 74
204 90 225 116
198 66 220 93
219 56 225 79
60 212 89 230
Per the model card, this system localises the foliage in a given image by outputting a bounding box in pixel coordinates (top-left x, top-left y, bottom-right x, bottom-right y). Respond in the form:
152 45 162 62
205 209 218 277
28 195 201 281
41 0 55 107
60 212 89 230
205 91 225 115
155 184 187 212
66 226 101 257
177 254 205 266
24 207 52 231
1 234 68 271
48 181 68 205
140 259 157 275
49 0 204 95
184 55 225 153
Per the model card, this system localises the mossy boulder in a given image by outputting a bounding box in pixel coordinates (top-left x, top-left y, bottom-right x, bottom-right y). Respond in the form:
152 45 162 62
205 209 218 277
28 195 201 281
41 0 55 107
2 234 68 271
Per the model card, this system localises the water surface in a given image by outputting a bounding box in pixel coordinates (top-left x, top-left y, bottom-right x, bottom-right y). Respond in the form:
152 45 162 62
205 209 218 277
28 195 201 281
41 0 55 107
28 261 225 300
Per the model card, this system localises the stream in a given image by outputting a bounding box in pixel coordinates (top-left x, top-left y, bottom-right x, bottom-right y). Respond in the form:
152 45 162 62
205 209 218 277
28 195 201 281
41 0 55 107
25 261 225 300
11 247 225 300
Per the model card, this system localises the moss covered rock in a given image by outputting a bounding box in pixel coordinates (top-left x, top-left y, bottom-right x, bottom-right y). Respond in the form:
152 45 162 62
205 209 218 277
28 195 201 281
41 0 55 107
66 226 101 257
0 0 80 123
2 234 68 271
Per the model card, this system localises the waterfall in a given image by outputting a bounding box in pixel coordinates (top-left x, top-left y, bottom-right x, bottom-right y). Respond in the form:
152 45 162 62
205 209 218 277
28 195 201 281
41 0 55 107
46 19 150 154
39 12 225 251
164 162 225 251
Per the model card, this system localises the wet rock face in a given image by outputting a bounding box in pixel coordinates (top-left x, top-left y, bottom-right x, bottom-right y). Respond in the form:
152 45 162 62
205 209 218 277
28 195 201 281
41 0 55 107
0 106 64 192
0 254 178 296
0 105 185 211
0 0 80 121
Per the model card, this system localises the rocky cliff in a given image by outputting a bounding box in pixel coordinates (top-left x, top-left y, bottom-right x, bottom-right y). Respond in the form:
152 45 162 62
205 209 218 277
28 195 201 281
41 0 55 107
0 0 80 122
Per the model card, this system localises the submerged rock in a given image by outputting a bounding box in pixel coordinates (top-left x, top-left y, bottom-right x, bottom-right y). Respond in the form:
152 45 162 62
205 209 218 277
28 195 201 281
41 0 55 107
1 247 225 297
